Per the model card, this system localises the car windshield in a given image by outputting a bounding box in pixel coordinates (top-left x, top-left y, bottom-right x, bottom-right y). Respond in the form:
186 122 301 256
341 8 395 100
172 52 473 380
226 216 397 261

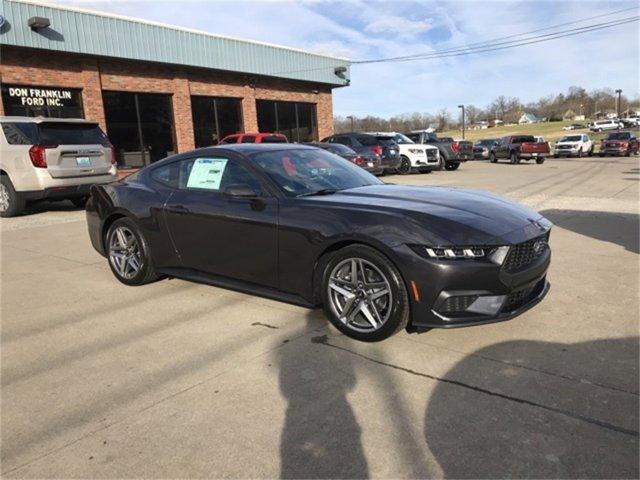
560 136 582 142
393 134 415 144
249 148 382 197
606 132 630 140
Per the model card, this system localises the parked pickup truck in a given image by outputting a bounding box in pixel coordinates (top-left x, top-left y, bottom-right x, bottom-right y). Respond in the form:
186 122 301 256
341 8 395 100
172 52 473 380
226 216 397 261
553 134 594 158
490 135 550 164
599 131 639 157
405 130 473 170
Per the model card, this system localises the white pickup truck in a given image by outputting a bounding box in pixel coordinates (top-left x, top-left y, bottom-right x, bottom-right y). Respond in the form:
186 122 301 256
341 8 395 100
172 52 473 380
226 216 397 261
553 134 595 158
367 132 440 174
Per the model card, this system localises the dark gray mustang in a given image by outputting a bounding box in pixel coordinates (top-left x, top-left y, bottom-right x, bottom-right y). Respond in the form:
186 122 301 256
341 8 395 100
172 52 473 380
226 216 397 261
87 144 551 342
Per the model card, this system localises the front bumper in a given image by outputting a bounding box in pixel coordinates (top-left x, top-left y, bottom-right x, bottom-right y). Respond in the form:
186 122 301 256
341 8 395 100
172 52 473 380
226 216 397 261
554 147 579 156
396 233 551 329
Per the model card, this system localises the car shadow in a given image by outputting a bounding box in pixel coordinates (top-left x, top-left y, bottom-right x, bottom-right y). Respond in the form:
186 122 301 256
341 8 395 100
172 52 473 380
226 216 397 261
541 209 639 254
424 337 639 478
276 311 369 479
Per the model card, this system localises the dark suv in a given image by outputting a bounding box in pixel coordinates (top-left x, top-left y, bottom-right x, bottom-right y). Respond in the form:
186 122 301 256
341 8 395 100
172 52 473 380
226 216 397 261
321 132 401 174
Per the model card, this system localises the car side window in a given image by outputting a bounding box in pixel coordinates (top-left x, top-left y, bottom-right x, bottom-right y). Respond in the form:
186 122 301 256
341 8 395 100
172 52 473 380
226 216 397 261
150 162 180 188
334 136 351 146
1 123 38 145
166 157 262 194
241 135 256 143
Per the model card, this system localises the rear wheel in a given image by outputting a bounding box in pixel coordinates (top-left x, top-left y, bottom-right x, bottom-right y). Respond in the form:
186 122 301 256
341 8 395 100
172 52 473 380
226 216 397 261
106 218 160 286
0 175 25 218
577 148 583 158
321 245 410 342
444 162 460 171
588 147 594 157
398 156 412 175
510 151 520 164
536 158 545 164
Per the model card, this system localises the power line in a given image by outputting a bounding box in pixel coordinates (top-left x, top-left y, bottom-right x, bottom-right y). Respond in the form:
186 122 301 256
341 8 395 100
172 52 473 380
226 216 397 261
357 16 638 64
370 5 638 63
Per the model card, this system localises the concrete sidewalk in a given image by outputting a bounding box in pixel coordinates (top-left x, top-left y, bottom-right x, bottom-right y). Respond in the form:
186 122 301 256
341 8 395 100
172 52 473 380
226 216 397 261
1 157 638 478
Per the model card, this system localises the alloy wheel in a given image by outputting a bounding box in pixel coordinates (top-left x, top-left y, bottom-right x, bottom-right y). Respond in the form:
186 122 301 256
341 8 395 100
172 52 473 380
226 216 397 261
0 184 10 213
109 226 143 280
327 257 393 332
399 157 411 175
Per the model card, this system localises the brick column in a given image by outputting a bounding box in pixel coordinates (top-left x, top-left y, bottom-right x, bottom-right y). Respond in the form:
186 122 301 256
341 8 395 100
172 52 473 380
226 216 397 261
241 85 258 132
81 59 106 131
172 76 195 152
316 90 334 140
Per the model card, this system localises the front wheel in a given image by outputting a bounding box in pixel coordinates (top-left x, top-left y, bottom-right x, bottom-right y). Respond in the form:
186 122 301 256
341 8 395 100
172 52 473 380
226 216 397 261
0 175 26 218
489 153 497 163
398 156 412 175
444 162 460 171
320 245 410 342
106 218 160 286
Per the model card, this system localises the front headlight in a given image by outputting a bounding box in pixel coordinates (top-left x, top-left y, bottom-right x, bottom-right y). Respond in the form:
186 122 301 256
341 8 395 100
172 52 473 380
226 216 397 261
409 245 510 265
408 148 425 155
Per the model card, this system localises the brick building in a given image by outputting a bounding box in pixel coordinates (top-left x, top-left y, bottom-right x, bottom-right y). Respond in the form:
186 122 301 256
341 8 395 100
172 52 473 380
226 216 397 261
0 0 350 167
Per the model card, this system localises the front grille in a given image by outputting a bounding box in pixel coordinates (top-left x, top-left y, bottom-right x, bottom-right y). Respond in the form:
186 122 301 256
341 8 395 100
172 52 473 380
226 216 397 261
438 295 478 317
426 150 437 160
503 234 549 273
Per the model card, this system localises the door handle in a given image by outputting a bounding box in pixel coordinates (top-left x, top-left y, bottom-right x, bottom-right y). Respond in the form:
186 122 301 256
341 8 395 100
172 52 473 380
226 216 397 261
165 204 190 215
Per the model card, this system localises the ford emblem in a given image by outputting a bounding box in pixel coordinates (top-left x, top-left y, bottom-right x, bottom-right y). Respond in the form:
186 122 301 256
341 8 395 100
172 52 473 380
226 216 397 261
533 240 546 255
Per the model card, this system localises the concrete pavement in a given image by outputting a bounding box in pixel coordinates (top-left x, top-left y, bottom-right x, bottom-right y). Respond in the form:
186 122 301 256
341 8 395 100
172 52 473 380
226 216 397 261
1 157 638 478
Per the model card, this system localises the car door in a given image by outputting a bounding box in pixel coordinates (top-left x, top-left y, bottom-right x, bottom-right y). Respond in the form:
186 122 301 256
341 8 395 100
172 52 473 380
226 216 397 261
161 153 279 287
495 137 509 158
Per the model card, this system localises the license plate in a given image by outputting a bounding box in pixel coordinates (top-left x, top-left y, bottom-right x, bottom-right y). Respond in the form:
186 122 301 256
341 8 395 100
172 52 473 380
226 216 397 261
367 162 374 167
76 157 91 167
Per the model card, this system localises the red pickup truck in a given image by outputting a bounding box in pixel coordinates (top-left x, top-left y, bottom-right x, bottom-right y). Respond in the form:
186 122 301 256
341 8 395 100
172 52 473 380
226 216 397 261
489 135 550 164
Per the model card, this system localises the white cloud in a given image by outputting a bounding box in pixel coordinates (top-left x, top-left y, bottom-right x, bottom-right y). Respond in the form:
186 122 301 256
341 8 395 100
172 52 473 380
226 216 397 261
364 16 432 35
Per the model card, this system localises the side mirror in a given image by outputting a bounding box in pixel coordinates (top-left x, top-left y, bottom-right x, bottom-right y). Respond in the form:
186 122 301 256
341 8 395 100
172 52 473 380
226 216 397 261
224 184 258 198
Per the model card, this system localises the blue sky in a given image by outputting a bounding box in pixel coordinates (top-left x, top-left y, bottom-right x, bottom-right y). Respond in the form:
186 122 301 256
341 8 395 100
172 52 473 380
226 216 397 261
58 0 639 117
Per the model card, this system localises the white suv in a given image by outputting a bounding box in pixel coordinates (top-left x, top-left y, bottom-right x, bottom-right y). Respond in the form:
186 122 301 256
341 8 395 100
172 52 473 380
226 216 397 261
0 117 117 217
367 132 440 174
590 119 623 132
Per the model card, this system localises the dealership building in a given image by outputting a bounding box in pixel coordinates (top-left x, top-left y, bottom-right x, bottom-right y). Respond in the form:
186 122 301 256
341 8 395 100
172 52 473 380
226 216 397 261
0 0 350 168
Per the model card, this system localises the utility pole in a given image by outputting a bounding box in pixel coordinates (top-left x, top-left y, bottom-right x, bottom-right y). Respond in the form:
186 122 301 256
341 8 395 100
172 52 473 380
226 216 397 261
458 105 465 139
615 89 622 118
346 115 355 131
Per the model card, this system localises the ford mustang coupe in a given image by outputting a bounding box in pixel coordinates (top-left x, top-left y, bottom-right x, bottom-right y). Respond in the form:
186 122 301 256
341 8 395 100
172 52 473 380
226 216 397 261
86 144 551 342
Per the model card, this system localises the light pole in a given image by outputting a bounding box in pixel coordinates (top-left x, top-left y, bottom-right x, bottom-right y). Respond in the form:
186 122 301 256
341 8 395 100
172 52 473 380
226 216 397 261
346 115 355 131
458 105 465 139
615 89 622 118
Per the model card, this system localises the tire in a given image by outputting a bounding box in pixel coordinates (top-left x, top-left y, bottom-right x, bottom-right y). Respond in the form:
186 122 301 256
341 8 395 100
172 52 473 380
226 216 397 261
70 196 88 208
444 162 460 171
319 245 410 342
536 158 545 164
510 151 520 165
577 148 583 158
398 156 412 175
105 217 160 286
489 153 497 163
0 175 26 218
588 147 594 157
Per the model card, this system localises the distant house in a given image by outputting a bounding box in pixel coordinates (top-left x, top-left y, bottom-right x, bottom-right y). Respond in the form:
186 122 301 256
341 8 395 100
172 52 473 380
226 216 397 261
562 109 576 120
518 112 544 124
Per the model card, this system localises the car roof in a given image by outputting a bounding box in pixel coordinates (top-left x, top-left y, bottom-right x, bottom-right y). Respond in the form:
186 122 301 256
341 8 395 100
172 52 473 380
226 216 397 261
0 116 96 124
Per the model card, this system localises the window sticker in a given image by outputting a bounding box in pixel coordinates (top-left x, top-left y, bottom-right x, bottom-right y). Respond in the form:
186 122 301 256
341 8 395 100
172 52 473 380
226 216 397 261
186 158 228 190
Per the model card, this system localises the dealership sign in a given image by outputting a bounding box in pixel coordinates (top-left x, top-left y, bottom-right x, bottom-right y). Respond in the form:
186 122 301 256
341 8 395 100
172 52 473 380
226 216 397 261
1 84 84 117
5 86 77 107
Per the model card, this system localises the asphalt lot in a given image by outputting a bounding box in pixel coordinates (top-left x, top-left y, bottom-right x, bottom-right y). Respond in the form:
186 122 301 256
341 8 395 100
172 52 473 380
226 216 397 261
1 156 638 478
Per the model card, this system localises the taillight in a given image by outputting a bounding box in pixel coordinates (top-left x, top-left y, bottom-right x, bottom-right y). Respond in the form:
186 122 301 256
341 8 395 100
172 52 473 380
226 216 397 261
371 145 383 156
451 142 461 154
354 156 366 166
28 145 56 168
110 146 117 165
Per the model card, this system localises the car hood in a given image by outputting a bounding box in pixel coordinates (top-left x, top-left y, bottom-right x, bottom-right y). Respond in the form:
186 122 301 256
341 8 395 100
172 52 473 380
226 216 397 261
307 184 549 245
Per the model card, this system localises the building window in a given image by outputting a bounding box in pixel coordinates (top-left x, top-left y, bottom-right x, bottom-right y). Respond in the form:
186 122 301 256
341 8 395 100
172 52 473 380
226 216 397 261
256 100 317 142
103 91 176 168
1 84 84 118
191 96 243 147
